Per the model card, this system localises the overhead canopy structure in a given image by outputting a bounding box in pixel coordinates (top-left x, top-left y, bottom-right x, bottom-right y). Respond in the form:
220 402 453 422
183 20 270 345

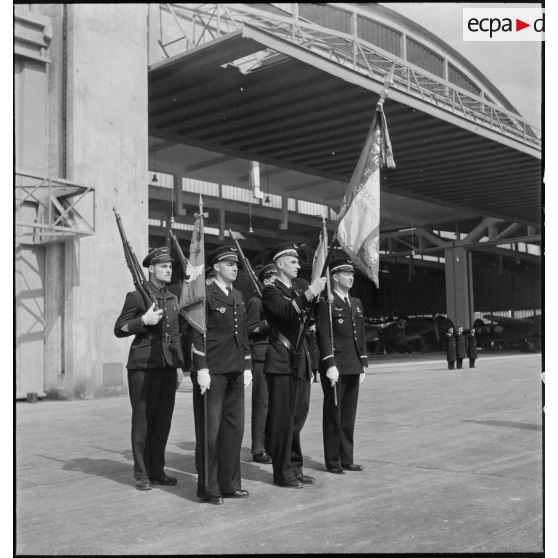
147 2 541 266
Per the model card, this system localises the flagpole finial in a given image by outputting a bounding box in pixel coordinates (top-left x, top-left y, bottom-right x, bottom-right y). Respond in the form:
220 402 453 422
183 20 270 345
378 63 396 109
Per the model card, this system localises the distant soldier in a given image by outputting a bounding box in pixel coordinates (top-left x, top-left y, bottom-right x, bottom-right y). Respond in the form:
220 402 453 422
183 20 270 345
467 328 478 368
445 326 456 370
246 263 277 465
114 247 184 491
316 257 367 474
191 245 253 505
455 326 467 369
262 243 326 488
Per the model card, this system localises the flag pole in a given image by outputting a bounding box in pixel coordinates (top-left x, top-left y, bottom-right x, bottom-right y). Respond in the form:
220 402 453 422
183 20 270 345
322 217 338 407
198 195 209 494
295 232 337 354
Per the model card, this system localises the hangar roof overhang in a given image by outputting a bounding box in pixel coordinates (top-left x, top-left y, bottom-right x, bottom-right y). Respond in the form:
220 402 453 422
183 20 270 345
148 25 542 228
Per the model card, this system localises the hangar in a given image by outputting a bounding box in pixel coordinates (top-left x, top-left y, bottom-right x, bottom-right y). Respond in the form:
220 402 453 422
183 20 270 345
15 4 541 399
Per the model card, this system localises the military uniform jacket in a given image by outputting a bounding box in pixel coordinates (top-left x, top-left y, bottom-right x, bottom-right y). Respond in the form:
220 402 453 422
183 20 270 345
445 332 457 361
467 333 477 358
455 332 467 359
114 282 184 370
192 283 252 374
246 296 270 362
262 279 312 377
316 292 368 374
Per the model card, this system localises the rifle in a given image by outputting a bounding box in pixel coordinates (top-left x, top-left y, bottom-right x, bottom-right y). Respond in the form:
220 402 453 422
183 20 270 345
228 228 262 298
113 207 158 309
168 228 190 280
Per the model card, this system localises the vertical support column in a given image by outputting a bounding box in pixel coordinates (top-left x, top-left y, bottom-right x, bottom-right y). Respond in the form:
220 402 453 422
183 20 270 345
279 195 289 230
219 208 225 240
444 245 474 329
63 4 149 398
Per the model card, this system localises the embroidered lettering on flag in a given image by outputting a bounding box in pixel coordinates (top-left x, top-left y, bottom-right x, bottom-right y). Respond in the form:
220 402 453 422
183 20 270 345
337 105 395 288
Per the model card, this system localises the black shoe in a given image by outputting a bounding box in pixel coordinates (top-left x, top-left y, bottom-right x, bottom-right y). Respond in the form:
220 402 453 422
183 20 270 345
199 494 224 505
274 478 303 489
327 467 346 474
342 464 364 471
150 474 177 486
295 473 316 484
135 479 152 491
252 452 272 464
222 489 249 498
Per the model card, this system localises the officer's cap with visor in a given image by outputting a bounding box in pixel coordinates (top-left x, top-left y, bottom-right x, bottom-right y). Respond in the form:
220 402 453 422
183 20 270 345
329 257 354 274
270 243 299 262
207 245 239 268
142 246 174 267
257 263 278 282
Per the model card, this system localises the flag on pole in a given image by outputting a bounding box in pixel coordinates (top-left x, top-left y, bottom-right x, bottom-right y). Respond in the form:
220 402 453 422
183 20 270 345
336 83 396 288
179 195 206 335
311 217 329 283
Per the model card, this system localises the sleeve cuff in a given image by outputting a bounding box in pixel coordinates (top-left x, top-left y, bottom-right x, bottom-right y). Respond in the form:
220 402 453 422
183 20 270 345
128 316 146 334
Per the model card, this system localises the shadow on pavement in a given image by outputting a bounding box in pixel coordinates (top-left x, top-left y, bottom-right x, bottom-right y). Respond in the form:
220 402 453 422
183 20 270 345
462 419 542 432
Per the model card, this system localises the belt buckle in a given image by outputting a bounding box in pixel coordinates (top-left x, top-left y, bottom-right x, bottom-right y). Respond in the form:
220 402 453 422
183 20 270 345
163 333 172 343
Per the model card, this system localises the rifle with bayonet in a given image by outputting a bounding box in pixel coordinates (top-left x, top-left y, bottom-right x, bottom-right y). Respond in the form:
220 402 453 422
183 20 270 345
113 207 158 309
228 228 262 298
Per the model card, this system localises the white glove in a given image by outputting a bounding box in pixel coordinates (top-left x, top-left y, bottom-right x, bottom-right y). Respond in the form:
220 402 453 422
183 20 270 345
197 369 211 395
359 373 366 384
142 303 163 326
326 366 339 386
307 277 327 298
243 370 252 388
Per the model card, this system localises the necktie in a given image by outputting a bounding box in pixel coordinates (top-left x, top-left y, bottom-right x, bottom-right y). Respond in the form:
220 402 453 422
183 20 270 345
344 297 350 307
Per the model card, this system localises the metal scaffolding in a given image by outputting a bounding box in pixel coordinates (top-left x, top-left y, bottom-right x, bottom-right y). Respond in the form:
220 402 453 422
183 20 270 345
15 170 96 245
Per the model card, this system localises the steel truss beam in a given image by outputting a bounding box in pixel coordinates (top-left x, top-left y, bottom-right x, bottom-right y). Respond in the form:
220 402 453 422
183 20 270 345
157 3 540 154
15 170 95 245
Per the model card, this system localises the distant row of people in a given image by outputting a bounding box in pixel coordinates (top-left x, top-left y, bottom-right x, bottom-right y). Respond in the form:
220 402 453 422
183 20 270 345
444 326 477 370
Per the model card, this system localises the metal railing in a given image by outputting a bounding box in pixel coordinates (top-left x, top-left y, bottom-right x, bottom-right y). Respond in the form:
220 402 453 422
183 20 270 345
15 170 95 244
158 3 540 149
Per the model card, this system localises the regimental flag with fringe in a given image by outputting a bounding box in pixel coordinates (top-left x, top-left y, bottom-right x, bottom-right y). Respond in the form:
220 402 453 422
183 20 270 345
336 102 395 288
179 196 206 335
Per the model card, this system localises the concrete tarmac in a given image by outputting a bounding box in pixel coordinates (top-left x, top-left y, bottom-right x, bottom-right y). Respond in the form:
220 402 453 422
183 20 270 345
16 353 543 555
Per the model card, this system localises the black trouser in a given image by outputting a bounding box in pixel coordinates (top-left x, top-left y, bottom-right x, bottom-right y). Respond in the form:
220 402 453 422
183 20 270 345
469 358 476 368
127 368 176 481
320 373 360 470
448 361 455 370
251 360 268 455
265 366 311 483
456 358 463 369
192 371 244 498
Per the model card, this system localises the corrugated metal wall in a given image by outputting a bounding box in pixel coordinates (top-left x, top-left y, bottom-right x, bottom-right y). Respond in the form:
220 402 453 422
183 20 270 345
357 16 401 56
448 63 480 96
406 37 444 77
299 3 351 33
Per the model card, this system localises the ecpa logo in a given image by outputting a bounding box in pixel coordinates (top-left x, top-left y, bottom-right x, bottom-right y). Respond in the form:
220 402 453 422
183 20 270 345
463 8 544 41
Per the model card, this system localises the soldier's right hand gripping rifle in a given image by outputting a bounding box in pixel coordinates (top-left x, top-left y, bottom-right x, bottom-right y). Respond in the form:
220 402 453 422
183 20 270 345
113 207 158 311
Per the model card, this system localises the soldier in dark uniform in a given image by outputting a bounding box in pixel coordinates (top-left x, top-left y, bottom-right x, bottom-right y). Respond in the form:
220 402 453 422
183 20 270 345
262 243 326 488
467 328 478 368
114 247 184 491
455 326 467 369
445 326 456 369
316 258 367 474
191 245 253 505
246 263 277 465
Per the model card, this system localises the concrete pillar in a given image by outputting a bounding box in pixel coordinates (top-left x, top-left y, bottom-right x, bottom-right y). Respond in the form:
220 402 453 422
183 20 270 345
62 4 149 398
444 246 474 329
